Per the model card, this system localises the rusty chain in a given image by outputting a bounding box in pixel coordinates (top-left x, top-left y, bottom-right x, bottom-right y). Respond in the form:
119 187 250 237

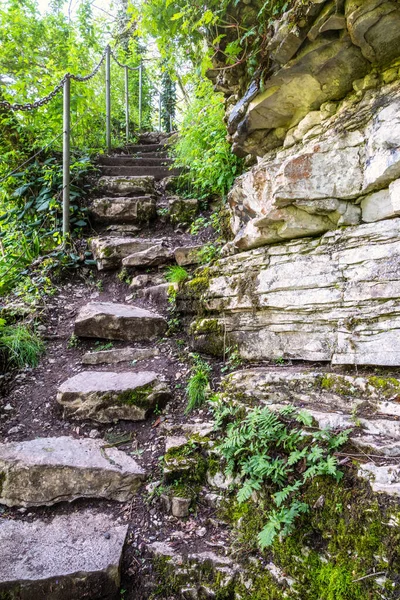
0 46 108 112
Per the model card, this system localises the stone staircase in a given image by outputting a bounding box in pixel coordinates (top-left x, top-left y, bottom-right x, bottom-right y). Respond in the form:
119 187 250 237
0 133 204 599
2 132 400 599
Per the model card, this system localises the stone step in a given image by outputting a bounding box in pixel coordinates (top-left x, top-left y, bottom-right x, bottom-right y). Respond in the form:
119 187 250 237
100 165 182 180
90 237 158 270
122 243 174 268
57 371 171 423
0 436 145 507
98 156 173 167
134 151 169 159
0 510 127 600
81 346 158 365
75 302 167 341
97 175 155 197
90 195 156 224
123 143 165 153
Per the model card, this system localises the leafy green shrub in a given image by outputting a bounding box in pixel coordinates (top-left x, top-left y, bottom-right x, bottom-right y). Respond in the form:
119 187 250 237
212 399 350 549
171 79 243 198
165 265 189 284
0 319 44 368
185 354 211 413
0 154 95 296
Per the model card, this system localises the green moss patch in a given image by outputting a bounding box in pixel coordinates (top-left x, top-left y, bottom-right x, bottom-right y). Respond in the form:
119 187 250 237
118 384 154 408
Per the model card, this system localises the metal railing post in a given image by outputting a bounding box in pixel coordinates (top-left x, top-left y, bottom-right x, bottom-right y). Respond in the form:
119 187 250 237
159 93 162 132
105 45 111 152
62 75 71 237
138 61 143 131
125 65 129 142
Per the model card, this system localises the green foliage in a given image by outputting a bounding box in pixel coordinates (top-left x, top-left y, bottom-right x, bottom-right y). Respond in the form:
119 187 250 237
67 333 79 349
161 66 177 132
189 216 209 235
93 341 113 352
165 265 189 284
197 242 221 265
186 354 211 413
172 79 243 198
221 345 242 373
0 153 94 297
0 319 44 368
315 563 364 600
212 399 350 549
0 0 153 152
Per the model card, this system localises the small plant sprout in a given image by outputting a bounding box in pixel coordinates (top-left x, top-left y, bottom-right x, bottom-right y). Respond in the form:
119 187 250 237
165 265 189 284
93 341 113 352
67 334 80 349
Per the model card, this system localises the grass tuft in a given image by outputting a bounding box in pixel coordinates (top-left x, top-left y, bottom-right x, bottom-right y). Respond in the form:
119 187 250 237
0 321 44 368
185 355 211 413
165 265 189 284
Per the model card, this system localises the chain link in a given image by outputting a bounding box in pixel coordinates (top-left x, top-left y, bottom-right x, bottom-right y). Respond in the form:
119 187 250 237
109 48 140 71
0 47 108 112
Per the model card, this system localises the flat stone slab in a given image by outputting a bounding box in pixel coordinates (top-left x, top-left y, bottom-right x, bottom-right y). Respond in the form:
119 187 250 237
57 371 171 423
75 302 167 341
90 196 156 224
122 243 174 267
97 175 155 196
90 237 156 270
82 346 158 365
0 510 127 599
0 436 145 507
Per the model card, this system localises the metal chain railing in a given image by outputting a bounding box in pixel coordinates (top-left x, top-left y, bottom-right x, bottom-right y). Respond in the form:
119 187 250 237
0 47 108 112
0 43 175 236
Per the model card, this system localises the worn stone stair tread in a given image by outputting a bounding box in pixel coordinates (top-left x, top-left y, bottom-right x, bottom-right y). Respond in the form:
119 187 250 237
74 301 167 341
90 195 156 224
122 243 174 267
57 370 171 423
98 156 173 166
100 165 182 180
132 151 169 159
123 143 165 152
0 510 127 600
97 175 155 196
81 346 158 365
90 237 167 270
0 436 145 507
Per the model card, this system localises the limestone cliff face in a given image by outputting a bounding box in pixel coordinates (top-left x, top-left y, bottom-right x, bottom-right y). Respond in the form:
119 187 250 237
227 79 400 251
188 1 400 367
215 0 400 158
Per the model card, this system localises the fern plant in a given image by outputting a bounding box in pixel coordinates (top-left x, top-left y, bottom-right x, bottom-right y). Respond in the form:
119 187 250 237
211 399 350 549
